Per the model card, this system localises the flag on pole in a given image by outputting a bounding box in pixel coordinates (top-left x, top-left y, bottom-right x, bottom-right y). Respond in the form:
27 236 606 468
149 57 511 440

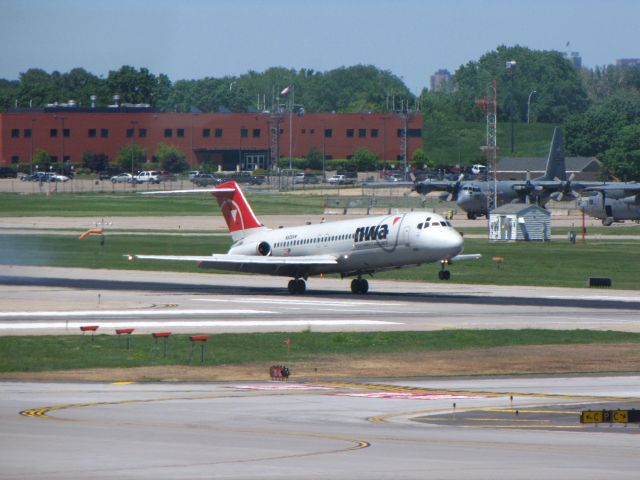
280 85 291 95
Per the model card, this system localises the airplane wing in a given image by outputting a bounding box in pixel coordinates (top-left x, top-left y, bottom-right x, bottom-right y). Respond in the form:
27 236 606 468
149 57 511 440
414 180 455 194
584 184 640 194
129 253 338 277
447 254 482 263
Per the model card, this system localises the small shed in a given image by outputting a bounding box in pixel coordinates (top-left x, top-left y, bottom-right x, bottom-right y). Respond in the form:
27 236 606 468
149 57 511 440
489 204 550 241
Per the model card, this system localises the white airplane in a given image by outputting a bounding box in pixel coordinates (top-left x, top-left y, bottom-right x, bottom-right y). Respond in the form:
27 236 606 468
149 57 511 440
130 181 480 294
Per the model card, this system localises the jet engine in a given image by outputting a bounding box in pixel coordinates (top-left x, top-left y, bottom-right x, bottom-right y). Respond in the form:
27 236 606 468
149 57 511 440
257 241 272 256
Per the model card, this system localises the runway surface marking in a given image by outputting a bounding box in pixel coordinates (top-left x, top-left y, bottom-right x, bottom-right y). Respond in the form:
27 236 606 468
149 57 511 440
0 309 274 318
194 297 406 307
0 319 403 330
228 384 335 390
332 392 487 400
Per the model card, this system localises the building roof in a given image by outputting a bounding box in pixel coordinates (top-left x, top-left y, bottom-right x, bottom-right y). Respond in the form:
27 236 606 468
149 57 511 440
498 156 601 173
490 203 550 216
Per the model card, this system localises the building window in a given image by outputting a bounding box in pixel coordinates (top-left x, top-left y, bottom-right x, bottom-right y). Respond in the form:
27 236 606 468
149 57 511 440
310 129 315 134
346 128 354 138
139 128 147 138
126 128 134 138
371 128 378 138
101 128 109 138
397 128 422 137
346 155 354 160
252 128 260 138
88 128 96 138
11 129 20 138
11 155 19 164
324 128 332 138
396 154 404 160
301 128 306 134
164 128 172 138
325 155 333 160
24 128 32 138
203 128 211 138
50 128 58 138
240 128 248 138
215 128 223 137
177 128 185 138
63 128 70 138
358 128 366 138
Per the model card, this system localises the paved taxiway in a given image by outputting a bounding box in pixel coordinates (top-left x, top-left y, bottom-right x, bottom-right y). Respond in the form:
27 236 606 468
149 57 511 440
2 375 639 479
0 266 639 335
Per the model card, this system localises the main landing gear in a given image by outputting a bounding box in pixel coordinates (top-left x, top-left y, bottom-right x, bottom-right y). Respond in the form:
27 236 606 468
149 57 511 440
287 278 306 294
351 277 369 294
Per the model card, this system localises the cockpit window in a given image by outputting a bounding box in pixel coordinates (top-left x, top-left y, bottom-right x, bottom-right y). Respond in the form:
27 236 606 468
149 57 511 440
417 223 423 229
440 221 447 227
424 222 430 228
446 221 452 227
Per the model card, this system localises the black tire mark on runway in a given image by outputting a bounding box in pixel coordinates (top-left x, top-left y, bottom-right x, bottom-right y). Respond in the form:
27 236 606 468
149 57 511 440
1 274 639 310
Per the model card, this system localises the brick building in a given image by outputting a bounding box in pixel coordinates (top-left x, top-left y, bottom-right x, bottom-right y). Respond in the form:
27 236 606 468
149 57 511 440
0 107 423 171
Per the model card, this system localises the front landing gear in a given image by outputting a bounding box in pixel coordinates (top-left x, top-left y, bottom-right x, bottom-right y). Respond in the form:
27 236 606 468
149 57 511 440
350 278 369 294
287 278 306 294
439 260 451 280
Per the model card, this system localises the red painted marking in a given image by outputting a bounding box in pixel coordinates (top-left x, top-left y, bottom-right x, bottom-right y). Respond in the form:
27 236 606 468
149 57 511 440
393 216 401 225
80 325 99 332
189 335 209 342
116 328 135 335
152 332 172 338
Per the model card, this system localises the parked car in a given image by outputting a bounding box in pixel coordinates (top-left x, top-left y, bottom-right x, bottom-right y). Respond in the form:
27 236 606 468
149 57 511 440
110 173 134 183
0 166 17 178
188 170 201 180
191 173 219 187
133 171 160 184
21 172 54 182
49 174 70 182
98 167 123 181
328 174 355 185
158 171 177 182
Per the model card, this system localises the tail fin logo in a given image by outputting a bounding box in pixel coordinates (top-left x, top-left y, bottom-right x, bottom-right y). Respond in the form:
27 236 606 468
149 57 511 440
211 181 262 233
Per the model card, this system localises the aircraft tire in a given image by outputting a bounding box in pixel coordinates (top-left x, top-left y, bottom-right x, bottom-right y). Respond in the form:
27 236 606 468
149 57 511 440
287 279 296 294
295 279 306 294
438 270 451 281
350 278 369 294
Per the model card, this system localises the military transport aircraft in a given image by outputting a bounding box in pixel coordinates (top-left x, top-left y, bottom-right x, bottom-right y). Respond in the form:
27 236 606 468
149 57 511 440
129 181 480 294
414 127 578 219
578 183 640 225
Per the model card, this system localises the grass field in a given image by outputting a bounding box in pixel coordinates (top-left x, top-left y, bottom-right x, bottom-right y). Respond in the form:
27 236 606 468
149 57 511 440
1 329 637 373
423 121 557 165
1 233 638 289
0 192 327 217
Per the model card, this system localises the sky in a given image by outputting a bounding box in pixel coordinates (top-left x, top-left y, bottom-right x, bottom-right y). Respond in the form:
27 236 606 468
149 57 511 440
1 0 638 94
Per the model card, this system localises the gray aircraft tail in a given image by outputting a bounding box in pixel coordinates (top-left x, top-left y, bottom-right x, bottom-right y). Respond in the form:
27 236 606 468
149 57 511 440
538 127 566 181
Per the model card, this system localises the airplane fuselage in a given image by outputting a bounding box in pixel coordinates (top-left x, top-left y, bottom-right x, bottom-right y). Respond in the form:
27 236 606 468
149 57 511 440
229 212 464 277
578 192 640 225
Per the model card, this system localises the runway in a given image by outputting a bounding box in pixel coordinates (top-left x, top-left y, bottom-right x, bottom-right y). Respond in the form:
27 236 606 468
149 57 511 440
1 265 639 334
2 376 639 479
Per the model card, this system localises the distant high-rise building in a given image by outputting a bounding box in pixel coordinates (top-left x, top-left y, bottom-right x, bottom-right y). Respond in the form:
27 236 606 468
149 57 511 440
563 52 582 68
616 58 640 69
430 69 452 91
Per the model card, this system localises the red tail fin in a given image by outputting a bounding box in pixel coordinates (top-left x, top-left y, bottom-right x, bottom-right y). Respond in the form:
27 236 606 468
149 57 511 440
211 181 262 236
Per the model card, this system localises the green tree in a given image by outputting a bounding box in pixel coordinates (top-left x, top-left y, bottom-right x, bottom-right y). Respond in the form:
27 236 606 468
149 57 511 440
32 148 52 171
306 146 323 170
411 148 433 170
353 148 378 171
116 144 146 173
156 143 189 173
601 124 640 180
81 151 109 172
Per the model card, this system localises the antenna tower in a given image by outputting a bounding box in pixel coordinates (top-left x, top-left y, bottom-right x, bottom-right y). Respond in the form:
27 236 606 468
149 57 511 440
475 80 498 213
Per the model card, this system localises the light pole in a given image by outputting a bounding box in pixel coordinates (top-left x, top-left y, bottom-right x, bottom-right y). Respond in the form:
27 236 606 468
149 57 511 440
527 90 537 124
506 60 516 153
30 119 35 174
55 116 67 174
130 120 138 174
